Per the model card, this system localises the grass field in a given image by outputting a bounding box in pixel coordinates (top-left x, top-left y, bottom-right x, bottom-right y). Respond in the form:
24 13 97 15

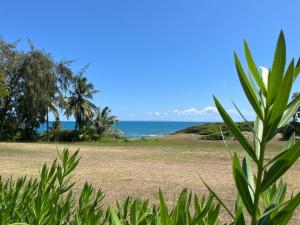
0 135 300 221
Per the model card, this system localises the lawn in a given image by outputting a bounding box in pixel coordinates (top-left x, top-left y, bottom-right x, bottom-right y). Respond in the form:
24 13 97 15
0 136 299 222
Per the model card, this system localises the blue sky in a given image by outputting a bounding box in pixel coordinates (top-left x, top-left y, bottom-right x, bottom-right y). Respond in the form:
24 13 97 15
1 0 300 121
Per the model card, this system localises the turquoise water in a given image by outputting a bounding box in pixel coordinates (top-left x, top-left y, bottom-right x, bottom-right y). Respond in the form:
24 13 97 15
38 121 205 138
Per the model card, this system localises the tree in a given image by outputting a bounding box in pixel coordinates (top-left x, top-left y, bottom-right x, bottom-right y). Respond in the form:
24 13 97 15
0 72 8 97
0 38 24 139
45 62 74 136
17 48 58 140
64 74 98 130
50 117 62 130
94 106 119 137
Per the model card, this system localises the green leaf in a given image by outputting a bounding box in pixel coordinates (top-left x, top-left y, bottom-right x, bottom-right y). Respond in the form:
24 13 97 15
214 96 257 163
278 93 300 128
158 189 171 225
234 210 246 225
232 153 255 216
293 59 300 80
199 175 235 219
242 156 255 201
254 116 263 158
257 204 275 225
263 193 300 225
244 40 267 96
267 31 286 106
261 140 300 191
272 31 286 81
109 207 123 225
268 59 294 126
264 60 294 141
234 53 264 119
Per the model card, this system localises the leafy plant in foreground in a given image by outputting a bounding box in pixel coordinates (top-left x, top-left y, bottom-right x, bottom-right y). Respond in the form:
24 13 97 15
212 31 300 224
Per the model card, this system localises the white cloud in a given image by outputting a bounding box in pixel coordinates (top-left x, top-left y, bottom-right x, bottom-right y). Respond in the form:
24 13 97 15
131 113 136 117
175 106 218 116
199 106 218 114
146 106 254 120
148 112 161 116
174 106 253 118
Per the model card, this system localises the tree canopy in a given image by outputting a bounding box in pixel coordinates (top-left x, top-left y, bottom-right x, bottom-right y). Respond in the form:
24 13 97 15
0 38 117 141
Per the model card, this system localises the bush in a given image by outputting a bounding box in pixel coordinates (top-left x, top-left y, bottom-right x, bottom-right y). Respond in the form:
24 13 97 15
280 122 300 139
210 31 300 224
44 129 81 142
280 124 295 139
178 122 253 140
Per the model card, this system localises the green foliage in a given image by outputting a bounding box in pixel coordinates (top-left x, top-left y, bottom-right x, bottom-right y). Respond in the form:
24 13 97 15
51 117 63 131
94 107 120 138
17 49 57 139
64 74 98 131
0 38 74 140
0 38 117 142
211 31 300 224
178 122 253 140
45 130 81 142
78 127 100 141
0 72 8 97
0 148 221 225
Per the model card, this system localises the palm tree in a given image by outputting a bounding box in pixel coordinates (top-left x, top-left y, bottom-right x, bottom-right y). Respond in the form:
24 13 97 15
94 106 119 137
64 75 98 130
50 116 62 130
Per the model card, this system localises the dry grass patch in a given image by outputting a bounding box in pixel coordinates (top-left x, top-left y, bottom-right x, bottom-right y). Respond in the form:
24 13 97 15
0 139 299 221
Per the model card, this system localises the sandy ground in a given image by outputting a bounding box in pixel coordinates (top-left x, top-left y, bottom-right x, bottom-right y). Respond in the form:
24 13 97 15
0 136 299 222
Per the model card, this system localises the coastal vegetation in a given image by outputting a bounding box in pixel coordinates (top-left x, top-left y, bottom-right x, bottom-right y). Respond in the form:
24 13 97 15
178 121 300 140
176 122 254 140
0 38 118 142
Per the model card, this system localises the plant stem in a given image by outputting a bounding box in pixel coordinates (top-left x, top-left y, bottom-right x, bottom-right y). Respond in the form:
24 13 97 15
251 139 266 225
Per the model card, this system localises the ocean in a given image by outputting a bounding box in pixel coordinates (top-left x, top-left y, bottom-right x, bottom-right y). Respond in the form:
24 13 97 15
38 121 205 138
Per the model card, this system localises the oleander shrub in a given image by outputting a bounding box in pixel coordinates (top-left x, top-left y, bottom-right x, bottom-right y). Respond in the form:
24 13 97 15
210 31 300 224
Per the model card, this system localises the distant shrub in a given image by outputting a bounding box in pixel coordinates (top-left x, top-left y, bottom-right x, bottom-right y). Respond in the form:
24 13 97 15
178 122 253 140
45 129 80 142
281 124 295 139
78 128 100 141
280 121 300 139
44 129 123 142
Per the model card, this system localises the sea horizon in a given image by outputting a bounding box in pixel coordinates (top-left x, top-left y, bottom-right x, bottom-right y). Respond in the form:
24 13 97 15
38 121 208 138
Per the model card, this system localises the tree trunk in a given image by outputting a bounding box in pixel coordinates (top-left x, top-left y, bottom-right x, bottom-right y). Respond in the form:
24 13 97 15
75 120 78 131
0 98 10 140
0 117 5 140
46 108 49 141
